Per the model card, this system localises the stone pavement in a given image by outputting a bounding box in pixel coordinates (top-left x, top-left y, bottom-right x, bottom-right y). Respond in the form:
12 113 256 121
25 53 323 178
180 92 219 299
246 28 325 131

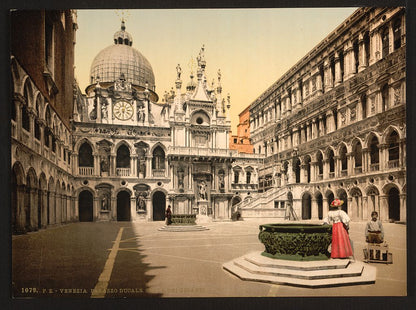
12 218 407 298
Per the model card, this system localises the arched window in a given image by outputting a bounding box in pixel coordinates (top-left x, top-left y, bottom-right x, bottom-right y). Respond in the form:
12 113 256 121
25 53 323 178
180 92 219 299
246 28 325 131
328 150 335 173
295 159 301 183
370 136 379 164
246 171 252 184
340 145 347 171
21 104 30 131
117 145 131 168
382 84 389 112
354 142 362 167
361 94 367 119
79 142 93 167
387 131 399 161
152 146 165 170
317 152 323 175
382 27 389 58
234 171 239 184
393 18 402 50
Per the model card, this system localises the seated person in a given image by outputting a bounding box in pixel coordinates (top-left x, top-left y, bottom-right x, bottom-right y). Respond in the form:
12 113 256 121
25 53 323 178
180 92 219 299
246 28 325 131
365 211 384 243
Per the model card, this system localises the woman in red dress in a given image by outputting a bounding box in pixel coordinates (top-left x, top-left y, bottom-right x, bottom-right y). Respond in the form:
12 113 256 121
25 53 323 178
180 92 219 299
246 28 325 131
323 199 353 259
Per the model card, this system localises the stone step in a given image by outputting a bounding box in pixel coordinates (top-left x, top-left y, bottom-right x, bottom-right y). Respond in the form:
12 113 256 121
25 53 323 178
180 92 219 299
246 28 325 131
158 225 209 232
223 260 376 288
234 257 364 280
244 251 350 271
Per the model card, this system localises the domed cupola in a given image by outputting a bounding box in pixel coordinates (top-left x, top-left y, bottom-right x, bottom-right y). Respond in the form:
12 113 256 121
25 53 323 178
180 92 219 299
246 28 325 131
113 20 133 46
88 20 157 101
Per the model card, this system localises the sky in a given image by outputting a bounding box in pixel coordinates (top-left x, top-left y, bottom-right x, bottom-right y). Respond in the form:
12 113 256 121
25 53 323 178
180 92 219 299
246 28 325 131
74 8 358 134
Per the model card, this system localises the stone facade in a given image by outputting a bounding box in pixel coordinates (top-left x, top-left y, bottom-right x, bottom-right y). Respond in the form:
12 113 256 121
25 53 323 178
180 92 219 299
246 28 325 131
240 7 406 222
11 10 78 233
230 106 253 154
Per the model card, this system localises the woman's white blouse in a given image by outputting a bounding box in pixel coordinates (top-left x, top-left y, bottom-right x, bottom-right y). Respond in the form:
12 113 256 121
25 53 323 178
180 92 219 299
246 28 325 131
323 209 350 225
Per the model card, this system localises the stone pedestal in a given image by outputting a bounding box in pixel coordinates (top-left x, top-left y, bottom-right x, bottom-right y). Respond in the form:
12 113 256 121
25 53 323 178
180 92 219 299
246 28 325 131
196 200 211 224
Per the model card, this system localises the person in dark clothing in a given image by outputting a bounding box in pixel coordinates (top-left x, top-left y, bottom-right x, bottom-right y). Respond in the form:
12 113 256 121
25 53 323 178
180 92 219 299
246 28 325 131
165 205 172 225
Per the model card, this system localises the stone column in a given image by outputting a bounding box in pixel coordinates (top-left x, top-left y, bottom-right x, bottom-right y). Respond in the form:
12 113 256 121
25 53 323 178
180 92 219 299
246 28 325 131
276 100 281 120
131 155 138 177
362 196 369 221
333 156 340 178
399 194 406 223
146 156 152 178
319 117 325 136
291 127 298 147
311 118 318 139
326 111 335 133
334 51 342 86
348 196 354 220
310 161 317 182
93 153 100 176
323 159 329 180
358 33 367 72
311 198 318 220
379 195 389 222
347 153 354 176
300 163 307 183
323 197 329 220
323 58 333 91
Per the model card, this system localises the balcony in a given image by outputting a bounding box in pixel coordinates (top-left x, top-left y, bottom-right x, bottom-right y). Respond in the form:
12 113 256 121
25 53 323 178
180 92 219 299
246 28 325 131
354 167 362 174
370 163 379 171
317 174 323 181
152 169 165 177
388 159 399 169
116 168 131 177
329 172 335 179
79 167 94 176
340 170 348 177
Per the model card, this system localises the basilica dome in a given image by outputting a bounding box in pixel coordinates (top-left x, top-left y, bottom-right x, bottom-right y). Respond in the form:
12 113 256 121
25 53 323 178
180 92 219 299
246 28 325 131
89 21 155 91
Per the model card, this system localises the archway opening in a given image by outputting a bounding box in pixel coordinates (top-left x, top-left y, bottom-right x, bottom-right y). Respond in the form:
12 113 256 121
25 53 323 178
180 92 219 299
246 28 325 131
316 193 323 220
231 196 242 213
302 193 312 220
152 191 166 221
79 190 93 222
117 191 131 221
388 187 400 222
338 190 348 213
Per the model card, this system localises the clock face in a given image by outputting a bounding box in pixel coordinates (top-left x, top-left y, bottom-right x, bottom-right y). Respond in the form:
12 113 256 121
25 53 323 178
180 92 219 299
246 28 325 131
113 101 133 120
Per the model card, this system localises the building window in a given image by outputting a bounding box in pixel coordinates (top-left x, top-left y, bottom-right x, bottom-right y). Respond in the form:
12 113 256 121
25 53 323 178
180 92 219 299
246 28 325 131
233 138 237 143
370 136 379 164
152 146 165 170
340 145 347 171
21 105 30 132
354 142 362 167
317 152 323 175
328 150 335 173
34 121 40 140
388 131 399 161
295 159 301 183
382 27 389 58
45 20 54 73
246 171 251 184
79 142 93 167
234 171 239 184
44 128 50 147
52 136 56 153
382 84 389 111
361 94 367 119
393 18 402 50
117 145 131 168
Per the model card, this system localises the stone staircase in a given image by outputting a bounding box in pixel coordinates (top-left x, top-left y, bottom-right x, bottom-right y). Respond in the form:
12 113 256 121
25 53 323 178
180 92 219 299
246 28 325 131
158 225 209 232
223 251 376 288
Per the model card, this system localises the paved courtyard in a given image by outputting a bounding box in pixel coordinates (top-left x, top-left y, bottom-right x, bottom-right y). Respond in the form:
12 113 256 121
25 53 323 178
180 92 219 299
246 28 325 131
12 218 407 298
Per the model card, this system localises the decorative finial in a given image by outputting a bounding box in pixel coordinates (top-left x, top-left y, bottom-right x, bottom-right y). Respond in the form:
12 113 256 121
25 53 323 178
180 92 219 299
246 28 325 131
115 9 130 23
188 57 195 76
176 64 182 80
217 69 221 83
